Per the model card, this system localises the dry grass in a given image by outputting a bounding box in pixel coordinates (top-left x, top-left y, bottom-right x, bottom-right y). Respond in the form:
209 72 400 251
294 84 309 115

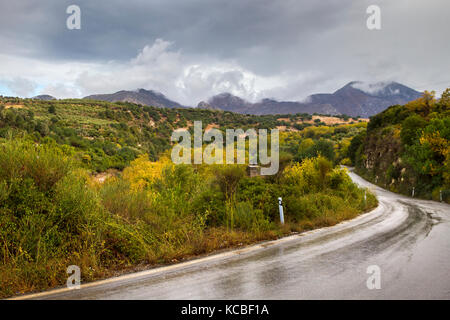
4 104 24 109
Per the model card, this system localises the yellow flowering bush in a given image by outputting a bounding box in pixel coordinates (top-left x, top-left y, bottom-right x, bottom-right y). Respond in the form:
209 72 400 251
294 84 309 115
122 154 170 191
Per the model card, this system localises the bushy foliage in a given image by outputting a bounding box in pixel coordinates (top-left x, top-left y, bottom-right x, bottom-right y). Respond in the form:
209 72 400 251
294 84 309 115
295 138 335 163
353 88 450 201
280 156 375 224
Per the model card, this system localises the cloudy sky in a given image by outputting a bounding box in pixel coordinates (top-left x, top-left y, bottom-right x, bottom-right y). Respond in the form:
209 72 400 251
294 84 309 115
0 0 449 105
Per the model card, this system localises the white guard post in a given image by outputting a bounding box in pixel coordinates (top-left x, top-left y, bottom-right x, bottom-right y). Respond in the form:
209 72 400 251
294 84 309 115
278 197 284 225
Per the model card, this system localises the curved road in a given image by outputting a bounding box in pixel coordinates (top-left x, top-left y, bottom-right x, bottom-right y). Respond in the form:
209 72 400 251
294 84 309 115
20 169 450 299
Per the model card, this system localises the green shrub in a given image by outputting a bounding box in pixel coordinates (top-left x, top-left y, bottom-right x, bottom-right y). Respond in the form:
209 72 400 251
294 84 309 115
233 201 271 232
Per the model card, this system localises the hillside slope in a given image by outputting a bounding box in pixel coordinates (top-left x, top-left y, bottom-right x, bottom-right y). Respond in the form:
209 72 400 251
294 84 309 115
0 96 366 172
349 89 450 202
84 89 186 109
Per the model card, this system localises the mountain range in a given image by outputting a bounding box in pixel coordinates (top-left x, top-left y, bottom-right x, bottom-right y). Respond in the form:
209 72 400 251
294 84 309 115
197 81 422 117
34 81 423 117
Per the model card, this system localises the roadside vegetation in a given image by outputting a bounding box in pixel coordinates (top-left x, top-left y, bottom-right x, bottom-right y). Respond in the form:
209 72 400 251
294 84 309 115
349 88 450 202
0 97 376 298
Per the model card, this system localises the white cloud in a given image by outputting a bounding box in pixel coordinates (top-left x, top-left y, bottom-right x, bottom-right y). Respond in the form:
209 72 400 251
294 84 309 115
0 38 313 105
350 81 404 96
1 77 37 97
0 53 95 98
350 81 392 95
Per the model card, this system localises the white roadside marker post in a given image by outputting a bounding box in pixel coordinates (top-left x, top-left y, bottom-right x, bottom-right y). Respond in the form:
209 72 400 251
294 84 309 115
278 197 285 225
412 187 415 198
440 190 443 202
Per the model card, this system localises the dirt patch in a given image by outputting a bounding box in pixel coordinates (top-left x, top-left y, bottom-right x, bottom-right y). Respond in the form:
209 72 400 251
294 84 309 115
4 104 24 109
303 115 369 125
205 123 220 131
93 169 120 183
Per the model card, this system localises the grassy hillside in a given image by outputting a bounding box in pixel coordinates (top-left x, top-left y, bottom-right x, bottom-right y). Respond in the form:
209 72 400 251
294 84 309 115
0 96 366 171
350 89 450 202
0 96 375 298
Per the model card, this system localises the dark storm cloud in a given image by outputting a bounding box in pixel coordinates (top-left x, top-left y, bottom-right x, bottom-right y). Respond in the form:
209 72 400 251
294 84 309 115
0 0 356 68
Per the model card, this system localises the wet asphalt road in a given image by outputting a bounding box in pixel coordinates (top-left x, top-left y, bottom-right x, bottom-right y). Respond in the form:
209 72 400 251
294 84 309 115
26 169 450 299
